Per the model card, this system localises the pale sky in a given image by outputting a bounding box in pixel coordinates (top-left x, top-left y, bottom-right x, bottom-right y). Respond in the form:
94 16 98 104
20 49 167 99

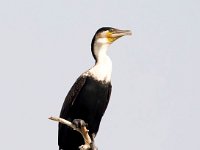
0 0 200 150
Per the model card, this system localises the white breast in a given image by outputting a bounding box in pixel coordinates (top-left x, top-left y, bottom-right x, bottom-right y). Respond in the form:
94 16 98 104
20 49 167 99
83 56 112 83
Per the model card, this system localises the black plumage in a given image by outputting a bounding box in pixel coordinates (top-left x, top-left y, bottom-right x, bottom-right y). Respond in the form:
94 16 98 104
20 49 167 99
58 27 131 150
59 76 112 150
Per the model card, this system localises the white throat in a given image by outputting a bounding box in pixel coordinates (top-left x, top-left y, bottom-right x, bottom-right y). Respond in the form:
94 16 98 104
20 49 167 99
86 42 112 82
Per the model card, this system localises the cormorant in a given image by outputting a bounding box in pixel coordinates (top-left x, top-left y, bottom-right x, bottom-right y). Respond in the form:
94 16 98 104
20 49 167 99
59 27 131 150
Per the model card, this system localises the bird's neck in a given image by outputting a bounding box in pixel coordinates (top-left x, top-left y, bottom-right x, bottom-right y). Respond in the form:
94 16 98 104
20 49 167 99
94 44 110 64
88 43 112 82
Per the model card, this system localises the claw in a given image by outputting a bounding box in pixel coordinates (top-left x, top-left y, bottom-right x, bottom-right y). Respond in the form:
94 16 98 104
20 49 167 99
72 119 88 129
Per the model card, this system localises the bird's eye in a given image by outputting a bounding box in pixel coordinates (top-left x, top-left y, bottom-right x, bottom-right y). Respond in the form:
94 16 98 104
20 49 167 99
109 29 114 32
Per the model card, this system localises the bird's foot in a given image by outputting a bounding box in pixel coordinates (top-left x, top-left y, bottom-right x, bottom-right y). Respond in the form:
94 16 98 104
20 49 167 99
72 119 88 129
72 119 98 150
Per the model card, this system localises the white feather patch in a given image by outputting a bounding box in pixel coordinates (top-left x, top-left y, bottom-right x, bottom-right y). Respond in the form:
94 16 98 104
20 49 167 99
83 40 112 83
88 56 112 82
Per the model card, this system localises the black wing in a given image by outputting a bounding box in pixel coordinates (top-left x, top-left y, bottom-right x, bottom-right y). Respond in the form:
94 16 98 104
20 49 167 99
91 82 112 135
101 83 112 116
59 75 87 118
58 75 87 149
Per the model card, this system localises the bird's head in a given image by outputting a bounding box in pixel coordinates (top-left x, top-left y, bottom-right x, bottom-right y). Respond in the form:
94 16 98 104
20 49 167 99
91 27 132 61
93 27 132 45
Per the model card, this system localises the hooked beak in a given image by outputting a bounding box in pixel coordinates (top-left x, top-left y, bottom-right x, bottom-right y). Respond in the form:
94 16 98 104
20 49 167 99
111 29 132 38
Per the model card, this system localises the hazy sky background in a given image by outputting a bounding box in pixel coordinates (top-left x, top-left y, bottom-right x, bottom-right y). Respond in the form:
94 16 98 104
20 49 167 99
0 0 200 150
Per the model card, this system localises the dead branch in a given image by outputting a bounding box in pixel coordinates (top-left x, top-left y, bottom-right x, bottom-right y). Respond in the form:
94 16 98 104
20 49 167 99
49 116 97 150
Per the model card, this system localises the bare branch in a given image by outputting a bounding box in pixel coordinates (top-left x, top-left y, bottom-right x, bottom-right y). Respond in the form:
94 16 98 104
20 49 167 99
49 116 94 150
49 116 81 133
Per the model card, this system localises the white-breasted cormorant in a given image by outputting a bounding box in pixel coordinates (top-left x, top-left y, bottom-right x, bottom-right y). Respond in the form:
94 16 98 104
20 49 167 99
59 27 131 150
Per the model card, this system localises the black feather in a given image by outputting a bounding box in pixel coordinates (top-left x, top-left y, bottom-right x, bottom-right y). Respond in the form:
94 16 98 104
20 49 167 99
58 75 112 150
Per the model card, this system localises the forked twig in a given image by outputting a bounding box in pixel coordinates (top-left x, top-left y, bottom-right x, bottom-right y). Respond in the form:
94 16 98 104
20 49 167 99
49 116 94 150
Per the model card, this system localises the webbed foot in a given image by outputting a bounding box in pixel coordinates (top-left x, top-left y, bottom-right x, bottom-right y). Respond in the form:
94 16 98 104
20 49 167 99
72 119 88 129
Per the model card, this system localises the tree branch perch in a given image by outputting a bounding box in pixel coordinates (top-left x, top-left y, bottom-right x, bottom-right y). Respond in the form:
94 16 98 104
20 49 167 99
49 116 97 150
